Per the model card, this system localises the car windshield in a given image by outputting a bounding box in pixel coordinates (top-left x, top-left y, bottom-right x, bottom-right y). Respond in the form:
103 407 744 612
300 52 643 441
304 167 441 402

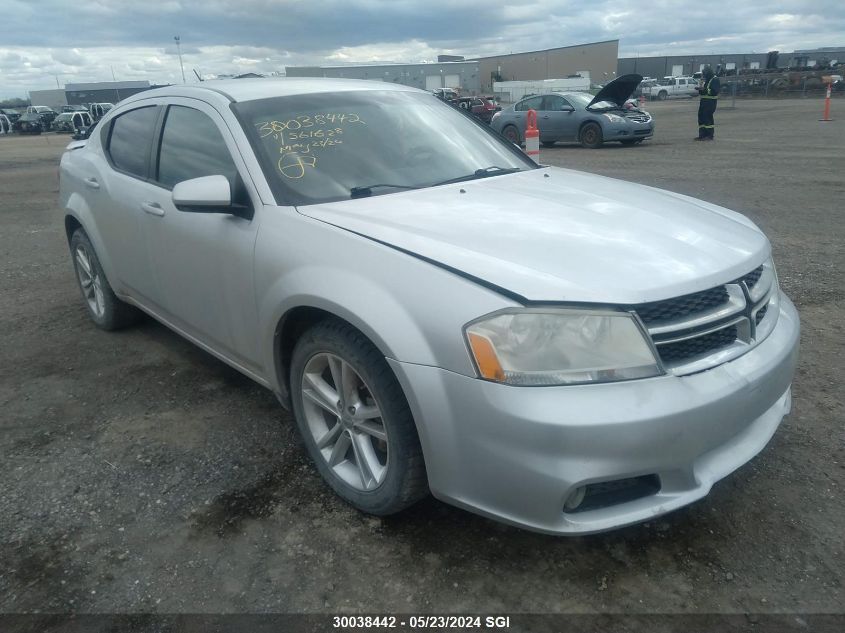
233 90 535 206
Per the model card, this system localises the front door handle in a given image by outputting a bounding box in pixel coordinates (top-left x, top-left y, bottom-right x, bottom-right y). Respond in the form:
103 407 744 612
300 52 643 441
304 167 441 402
84 177 100 190
542 115 550 119
140 201 165 217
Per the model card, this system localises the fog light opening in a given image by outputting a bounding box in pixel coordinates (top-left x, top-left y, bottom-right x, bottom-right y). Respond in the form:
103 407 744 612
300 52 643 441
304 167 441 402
564 486 586 511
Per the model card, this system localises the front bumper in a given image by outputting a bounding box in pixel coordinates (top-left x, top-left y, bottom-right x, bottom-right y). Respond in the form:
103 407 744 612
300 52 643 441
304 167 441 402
603 119 654 141
389 293 799 534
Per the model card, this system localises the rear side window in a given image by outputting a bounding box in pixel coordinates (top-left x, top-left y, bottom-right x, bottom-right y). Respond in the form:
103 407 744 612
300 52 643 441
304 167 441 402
107 106 159 178
156 106 238 189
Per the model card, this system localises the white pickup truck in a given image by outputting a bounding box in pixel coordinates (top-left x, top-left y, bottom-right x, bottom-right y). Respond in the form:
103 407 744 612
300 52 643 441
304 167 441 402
642 76 699 100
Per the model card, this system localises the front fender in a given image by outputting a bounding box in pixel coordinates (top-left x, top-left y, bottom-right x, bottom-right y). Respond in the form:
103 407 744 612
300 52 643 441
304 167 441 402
254 212 517 396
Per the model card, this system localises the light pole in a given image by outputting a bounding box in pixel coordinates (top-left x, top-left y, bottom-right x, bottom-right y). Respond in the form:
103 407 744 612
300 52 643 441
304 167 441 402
174 35 186 84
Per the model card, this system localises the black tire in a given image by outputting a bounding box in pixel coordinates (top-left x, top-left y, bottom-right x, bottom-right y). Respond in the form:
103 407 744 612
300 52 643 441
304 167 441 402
290 318 428 516
579 122 603 149
502 124 521 145
658 90 669 101
69 228 143 330
541 140 557 148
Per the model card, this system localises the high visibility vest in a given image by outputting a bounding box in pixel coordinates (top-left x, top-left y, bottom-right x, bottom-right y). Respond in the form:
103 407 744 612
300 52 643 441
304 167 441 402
701 77 718 99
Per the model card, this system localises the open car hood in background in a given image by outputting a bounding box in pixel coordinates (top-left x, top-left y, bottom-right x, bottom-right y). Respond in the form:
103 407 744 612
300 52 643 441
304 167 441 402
587 74 643 108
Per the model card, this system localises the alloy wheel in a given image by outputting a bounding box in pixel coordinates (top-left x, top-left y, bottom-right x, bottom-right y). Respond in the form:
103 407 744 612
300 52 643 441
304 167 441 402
301 352 389 491
74 244 105 318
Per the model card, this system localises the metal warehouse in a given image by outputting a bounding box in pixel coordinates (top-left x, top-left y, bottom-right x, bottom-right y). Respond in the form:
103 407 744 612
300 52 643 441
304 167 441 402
286 40 619 95
286 61 483 93
619 46 844 78
472 40 618 93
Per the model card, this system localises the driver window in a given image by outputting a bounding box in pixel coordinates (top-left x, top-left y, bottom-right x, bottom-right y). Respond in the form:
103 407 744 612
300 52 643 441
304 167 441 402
543 95 570 111
156 105 239 190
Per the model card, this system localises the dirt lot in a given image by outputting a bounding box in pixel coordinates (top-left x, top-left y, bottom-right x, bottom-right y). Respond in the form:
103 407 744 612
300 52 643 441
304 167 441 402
1 99 843 618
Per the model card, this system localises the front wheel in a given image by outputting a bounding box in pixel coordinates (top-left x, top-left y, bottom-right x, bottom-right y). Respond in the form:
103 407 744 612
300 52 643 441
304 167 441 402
579 122 603 149
658 90 669 101
290 319 428 516
501 124 521 145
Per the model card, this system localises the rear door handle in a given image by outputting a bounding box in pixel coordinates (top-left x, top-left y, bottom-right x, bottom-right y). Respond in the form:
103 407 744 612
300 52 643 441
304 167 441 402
542 115 550 119
83 177 100 190
140 201 165 217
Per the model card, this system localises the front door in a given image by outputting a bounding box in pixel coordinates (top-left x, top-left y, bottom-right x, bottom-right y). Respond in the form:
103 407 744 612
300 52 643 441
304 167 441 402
540 95 578 141
136 100 263 370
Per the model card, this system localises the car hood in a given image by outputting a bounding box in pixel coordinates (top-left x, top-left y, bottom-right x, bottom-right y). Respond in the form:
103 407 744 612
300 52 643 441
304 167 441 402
297 168 769 304
588 74 643 108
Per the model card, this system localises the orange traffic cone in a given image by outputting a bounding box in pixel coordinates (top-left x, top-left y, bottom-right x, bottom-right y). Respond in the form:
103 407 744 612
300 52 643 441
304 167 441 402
525 109 540 163
820 83 832 122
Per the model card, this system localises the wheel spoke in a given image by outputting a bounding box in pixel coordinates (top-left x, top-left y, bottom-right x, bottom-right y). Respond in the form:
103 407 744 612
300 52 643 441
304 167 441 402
75 249 92 277
350 430 382 489
328 431 351 467
303 372 340 416
355 420 387 442
315 421 342 449
340 360 359 406
93 280 105 315
327 356 344 402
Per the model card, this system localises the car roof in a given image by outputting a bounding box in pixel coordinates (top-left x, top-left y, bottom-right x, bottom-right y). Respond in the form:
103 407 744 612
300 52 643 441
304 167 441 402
123 78 422 106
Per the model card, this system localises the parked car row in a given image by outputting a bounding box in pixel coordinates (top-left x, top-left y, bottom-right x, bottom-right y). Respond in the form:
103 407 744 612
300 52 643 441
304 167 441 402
0 102 111 135
431 88 502 124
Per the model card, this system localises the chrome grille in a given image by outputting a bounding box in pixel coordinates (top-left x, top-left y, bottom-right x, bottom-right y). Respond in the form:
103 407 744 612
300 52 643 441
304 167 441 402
737 265 763 289
629 261 778 375
626 113 651 123
656 325 739 364
635 286 728 325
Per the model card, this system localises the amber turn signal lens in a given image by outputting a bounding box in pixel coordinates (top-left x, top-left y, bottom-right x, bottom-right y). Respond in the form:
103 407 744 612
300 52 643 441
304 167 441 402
467 332 506 382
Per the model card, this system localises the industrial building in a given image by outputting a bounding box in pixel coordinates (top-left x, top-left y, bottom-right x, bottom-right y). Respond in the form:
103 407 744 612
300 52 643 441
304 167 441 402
29 81 156 110
286 40 619 96
618 47 844 78
286 61 483 94
471 40 618 93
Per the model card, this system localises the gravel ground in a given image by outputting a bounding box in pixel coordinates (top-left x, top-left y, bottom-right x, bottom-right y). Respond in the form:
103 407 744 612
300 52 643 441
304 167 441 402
1 98 843 617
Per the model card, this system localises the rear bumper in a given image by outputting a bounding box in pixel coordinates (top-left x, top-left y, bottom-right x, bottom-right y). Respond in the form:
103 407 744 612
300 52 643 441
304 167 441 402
389 294 799 534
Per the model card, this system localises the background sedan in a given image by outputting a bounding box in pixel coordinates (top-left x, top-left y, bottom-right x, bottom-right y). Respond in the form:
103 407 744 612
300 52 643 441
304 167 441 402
491 75 654 148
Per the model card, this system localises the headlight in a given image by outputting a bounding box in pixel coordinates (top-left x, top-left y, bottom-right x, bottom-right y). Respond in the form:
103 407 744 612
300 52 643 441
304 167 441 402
465 309 662 386
603 113 625 123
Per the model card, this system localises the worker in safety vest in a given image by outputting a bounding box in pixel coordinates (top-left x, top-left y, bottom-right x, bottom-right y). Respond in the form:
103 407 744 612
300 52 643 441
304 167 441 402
695 66 720 141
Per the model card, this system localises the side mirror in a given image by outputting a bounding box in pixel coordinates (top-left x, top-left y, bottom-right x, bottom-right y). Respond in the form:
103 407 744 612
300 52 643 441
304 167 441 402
172 175 232 213
561 105 575 112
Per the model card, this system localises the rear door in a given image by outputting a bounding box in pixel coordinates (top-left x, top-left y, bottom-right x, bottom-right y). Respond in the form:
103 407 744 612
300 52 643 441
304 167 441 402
92 103 162 302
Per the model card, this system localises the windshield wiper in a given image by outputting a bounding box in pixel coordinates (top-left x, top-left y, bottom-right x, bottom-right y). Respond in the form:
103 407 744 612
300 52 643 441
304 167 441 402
350 183 421 198
429 166 524 187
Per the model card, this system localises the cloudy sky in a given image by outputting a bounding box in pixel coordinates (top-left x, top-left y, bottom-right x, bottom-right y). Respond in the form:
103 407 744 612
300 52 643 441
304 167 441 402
1 0 843 98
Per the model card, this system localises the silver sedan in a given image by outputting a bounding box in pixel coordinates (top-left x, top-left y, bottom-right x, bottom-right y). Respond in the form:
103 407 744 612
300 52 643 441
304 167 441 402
59 79 798 534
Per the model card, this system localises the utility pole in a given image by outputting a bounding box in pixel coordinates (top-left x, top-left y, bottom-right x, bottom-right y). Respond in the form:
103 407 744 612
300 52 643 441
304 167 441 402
174 35 186 84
